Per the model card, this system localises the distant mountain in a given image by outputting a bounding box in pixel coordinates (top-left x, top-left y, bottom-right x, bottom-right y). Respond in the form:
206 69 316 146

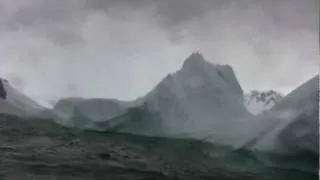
244 90 283 115
0 78 44 117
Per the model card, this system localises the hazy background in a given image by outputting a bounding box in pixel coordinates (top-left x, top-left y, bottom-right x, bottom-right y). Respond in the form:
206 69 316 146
0 0 318 106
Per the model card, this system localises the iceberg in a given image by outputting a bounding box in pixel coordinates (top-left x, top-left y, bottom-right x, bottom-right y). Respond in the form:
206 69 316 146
119 53 254 141
53 53 255 146
52 53 318 161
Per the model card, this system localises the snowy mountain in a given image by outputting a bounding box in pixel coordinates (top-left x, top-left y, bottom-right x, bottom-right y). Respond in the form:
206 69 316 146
239 75 319 155
0 78 44 117
244 90 283 115
53 52 255 145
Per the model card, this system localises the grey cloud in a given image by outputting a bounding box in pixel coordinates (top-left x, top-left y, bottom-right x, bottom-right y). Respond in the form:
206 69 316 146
84 0 150 11
3 0 316 45
0 0 232 44
42 29 83 46
0 0 86 45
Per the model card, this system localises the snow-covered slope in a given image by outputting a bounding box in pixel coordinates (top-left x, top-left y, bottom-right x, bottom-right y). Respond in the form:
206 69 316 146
239 75 319 155
244 90 283 115
0 78 44 117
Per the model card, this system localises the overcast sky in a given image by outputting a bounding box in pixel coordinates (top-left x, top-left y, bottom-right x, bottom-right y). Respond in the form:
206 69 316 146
0 0 318 106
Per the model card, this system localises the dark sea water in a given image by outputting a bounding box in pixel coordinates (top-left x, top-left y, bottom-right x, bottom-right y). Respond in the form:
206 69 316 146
0 115 318 180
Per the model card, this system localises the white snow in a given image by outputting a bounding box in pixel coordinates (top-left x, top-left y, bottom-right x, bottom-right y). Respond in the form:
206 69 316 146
244 90 283 115
0 78 44 117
